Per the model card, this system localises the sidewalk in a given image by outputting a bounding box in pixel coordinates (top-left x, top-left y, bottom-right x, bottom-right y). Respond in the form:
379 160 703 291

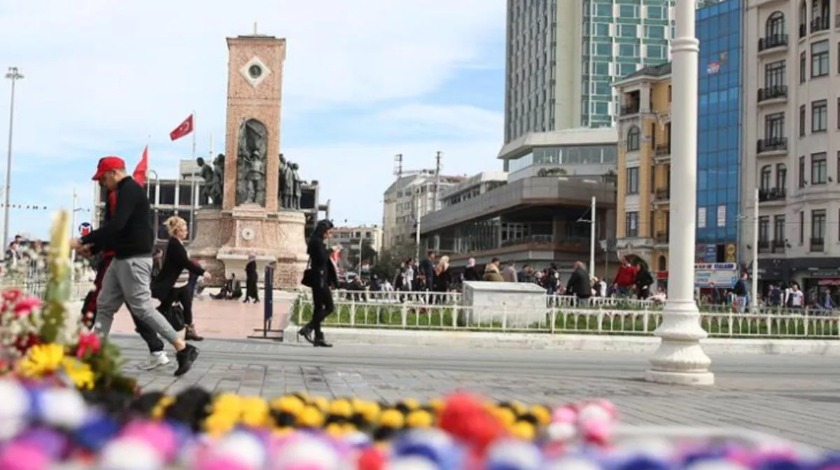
109 293 292 338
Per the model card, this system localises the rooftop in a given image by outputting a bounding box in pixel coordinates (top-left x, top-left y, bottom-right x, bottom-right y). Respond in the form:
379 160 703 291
614 62 672 86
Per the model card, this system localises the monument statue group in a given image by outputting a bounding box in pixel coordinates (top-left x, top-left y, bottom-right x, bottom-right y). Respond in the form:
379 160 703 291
197 151 304 210
188 33 308 289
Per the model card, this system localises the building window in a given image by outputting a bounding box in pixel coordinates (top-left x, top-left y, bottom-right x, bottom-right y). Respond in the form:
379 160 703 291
800 105 806 136
812 100 828 132
625 212 639 237
765 112 785 139
698 207 707 228
811 152 827 184
765 60 786 87
626 167 640 194
799 156 806 187
626 126 641 151
776 163 787 189
799 211 804 244
774 215 785 243
759 216 770 243
812 209 826 245
760 165 773 190
766 11 786 36
811 40 829 77
800 51 806 83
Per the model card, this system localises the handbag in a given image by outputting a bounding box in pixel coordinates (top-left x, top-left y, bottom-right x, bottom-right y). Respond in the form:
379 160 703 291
301 257 316 288
162 304 186 332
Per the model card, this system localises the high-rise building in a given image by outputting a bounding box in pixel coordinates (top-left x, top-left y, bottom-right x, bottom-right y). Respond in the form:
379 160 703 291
504 0 675 143
381 171 464 252
613 63 672 280
742 0 840 293
696 0 743 264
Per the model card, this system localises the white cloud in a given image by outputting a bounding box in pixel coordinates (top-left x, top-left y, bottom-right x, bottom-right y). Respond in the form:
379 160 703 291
0 0 506 239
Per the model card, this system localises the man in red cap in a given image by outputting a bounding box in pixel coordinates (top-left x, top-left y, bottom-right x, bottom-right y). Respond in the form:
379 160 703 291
71 156 199 376
81 180 171 370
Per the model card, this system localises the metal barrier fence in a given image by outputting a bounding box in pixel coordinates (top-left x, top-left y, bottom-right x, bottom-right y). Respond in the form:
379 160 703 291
0 277 93 302
292 290 840 339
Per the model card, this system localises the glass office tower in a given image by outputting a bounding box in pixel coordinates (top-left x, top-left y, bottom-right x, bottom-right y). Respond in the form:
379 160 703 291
695 0 743 263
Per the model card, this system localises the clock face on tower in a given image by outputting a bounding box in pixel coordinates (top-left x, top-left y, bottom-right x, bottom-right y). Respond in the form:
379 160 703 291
240 56 271 88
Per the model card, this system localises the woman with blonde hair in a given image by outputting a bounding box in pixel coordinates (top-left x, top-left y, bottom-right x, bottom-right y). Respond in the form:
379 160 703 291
152 216 210 342
433 255 452 299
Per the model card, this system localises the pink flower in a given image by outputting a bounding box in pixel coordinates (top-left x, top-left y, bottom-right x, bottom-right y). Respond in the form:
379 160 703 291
2 288 23 302
13 296 41 318
76 332 101 359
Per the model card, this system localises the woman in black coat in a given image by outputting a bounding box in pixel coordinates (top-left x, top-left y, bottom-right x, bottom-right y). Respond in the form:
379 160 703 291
298 219 338 347
244 255 259 303
152 216 209 341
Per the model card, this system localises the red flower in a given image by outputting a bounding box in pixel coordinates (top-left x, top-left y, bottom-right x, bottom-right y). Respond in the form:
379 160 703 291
13 296 41 318
76 332 101 359
13 333 41 354
2 288 23 302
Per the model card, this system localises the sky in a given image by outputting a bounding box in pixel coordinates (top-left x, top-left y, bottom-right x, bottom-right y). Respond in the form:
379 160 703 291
0 0 506 241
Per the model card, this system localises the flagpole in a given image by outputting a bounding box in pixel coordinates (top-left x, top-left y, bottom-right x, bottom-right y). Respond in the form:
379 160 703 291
191 111 197 158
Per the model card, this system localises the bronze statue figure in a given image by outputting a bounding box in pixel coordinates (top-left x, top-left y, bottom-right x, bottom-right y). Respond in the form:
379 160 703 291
196 157 216 205
235 119 268 206
209 153 225 206
291 162 302 210
282 157 295 209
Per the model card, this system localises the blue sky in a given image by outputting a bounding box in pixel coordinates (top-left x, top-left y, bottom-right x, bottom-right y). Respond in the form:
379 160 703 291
0 0 506 241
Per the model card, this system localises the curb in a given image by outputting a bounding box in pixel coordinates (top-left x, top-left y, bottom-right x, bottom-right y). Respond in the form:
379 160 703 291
282 325 840 355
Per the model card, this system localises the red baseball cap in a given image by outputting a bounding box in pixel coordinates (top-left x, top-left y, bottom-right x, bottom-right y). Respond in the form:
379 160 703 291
92 156 126 180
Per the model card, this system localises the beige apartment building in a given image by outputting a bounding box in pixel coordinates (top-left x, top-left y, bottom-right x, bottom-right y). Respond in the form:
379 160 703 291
742 0 840 291
613 63 673 278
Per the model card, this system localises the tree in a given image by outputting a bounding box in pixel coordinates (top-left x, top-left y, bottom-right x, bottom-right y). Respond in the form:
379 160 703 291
360 239 378 266
371 242 414 282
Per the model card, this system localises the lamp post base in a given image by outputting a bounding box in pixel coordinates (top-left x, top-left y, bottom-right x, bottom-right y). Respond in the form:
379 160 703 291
645 300 715 386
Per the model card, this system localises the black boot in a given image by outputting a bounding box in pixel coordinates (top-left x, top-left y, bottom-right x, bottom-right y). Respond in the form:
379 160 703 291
298 326 314 345
313 333 332 348
174 344 199 376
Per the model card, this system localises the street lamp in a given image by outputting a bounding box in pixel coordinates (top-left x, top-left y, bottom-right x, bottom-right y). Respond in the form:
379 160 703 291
645 0 714 385
3 66 23 247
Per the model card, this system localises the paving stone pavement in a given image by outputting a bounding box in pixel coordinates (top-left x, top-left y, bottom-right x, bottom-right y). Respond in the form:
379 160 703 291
111 335 840 450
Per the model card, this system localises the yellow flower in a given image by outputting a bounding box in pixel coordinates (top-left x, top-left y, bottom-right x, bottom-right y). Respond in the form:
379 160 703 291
61 357 95 390
240 396 269 428
152 396 175 420
204 412 237 437
17 344 65 378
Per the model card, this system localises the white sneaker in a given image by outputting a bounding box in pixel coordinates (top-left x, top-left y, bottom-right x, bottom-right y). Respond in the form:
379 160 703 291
138 352 170 370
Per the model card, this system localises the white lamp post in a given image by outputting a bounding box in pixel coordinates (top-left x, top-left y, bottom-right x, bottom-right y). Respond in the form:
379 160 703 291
3 67 23 247
645 0 714 385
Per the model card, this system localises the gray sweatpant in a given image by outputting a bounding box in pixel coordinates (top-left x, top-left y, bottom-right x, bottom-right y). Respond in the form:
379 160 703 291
95 256 179 344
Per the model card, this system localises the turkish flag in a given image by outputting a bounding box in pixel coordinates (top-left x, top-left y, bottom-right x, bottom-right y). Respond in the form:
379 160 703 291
169 114 194 141
133 146 148 187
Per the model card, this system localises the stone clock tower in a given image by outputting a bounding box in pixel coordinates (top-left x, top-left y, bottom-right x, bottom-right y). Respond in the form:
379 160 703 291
191 33 307 289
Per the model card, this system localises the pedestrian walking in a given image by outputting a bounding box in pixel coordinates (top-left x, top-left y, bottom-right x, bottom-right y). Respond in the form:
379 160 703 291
298 219 338 347
244 255 260 303
151 216 209 342
71 156 199 376
81 186 171 370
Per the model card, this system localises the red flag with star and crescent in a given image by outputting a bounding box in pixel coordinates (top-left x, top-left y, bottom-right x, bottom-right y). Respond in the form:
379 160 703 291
169 114 194 141
133 146 148 187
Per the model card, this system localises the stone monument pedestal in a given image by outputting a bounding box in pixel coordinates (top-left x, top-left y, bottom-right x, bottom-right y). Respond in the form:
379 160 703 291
461 281 548 328
190 206 307 289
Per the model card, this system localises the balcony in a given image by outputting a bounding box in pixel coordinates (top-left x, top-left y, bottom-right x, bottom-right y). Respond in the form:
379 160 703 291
772 240 786 254
810 237 825 252
758 187 786 203
758 34 788 53
758 240 771 254
620 105 640 117
654 231 669 245
654 144 671 158
756 137 788 155
811 16 830 33
654 187 670 202
757 85 788 104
